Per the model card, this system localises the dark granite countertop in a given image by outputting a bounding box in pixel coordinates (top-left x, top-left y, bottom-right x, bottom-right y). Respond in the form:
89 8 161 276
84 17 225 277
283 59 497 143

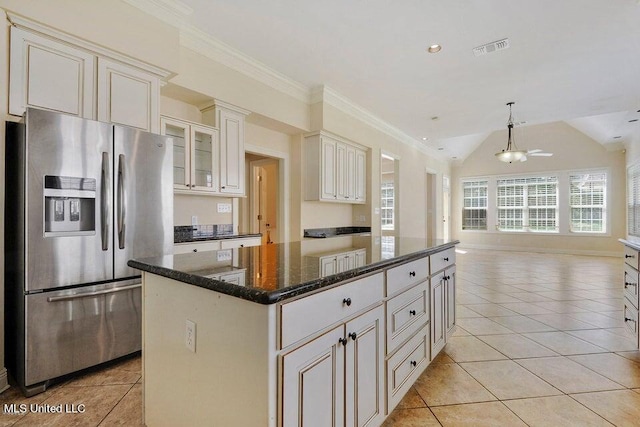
129 236 459 305
174 225 261 243
174 232 262 244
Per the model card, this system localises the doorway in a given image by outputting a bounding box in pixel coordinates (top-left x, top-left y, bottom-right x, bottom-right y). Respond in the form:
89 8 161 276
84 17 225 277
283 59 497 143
443 175 451 241
425 171 437 240
247 154 279 245
381 153 399 238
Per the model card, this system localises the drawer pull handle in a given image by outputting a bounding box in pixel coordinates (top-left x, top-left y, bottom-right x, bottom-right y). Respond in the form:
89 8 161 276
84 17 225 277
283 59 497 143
343 298 352 307
409 310 416 316
625 317 636 323
626 254 635 259
193 249 198 253
409 271 416 277
339 337 348 346
625 282 637 289
349 332 357 341
444 257 449 261
240 244 244 247
410 360 417 367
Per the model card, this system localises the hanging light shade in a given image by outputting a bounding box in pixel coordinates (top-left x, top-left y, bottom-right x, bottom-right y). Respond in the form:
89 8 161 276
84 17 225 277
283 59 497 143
496 102 527 163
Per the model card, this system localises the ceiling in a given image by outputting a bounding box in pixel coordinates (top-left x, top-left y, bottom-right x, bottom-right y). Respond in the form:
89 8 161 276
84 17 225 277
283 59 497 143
173 0 640 160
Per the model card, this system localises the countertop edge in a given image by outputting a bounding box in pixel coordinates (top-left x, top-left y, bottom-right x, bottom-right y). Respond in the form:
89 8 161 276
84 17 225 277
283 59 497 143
174 233 262 244
130 240 460 305
620 238 640 251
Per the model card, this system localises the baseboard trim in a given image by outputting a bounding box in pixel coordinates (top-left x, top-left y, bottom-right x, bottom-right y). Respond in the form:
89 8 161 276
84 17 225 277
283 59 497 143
457 243 621 258
0 368 9 394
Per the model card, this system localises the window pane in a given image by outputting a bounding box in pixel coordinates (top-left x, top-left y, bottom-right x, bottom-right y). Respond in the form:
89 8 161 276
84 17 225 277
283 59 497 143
462 180 488 230
570 172 606 233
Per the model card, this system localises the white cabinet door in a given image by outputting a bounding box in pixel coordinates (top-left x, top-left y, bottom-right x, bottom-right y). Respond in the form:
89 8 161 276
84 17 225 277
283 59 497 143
161 117 191 191
355 149 367 202
321 256 338 277
345 306 384 427
219 236 261 249
282 325 345 427
336 142 348 200
355 249 367 268
321 137 338 200
97 58 159 133
346 145 357 201
430 274 446 357
446 266 456 338
190 124 219 192
218 108 245 195
9 27 95 118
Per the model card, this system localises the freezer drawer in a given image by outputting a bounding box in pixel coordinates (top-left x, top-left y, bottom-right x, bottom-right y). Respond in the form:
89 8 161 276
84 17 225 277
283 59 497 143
24 282 141 386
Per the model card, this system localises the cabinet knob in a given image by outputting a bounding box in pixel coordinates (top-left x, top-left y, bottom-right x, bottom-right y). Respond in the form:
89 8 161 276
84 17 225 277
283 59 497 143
221 186 226 189
409 310 416 316
444 257 449 261
185 184 189 188
343 298 352 307
410 361 417 367
339 337 348 346
193 249 197 253
348 332 357 341
626 254 635 259
240 244 244 247
191 184 195 188
409 271 416 277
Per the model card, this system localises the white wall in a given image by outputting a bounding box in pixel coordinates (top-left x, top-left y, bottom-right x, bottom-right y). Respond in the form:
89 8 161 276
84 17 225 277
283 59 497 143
452 121 626 256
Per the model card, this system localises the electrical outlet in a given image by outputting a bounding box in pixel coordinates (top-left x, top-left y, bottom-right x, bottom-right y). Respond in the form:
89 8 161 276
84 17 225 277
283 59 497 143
217 203 232 213
191 215 198 226
216 249 232 262
185 320 196 353
359 215 366 222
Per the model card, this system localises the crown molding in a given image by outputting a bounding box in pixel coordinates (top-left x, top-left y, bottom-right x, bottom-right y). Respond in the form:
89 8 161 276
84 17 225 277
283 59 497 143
122 0 193 25
318 86 447 162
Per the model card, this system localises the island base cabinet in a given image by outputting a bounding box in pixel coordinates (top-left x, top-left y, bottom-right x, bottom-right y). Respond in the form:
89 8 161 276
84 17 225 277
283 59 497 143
430 276 446 356
281 306 384 427
386 324 430 414
446 266 457 339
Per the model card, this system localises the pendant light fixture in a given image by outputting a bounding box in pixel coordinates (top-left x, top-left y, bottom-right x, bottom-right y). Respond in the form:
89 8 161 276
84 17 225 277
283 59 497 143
495 102 527 163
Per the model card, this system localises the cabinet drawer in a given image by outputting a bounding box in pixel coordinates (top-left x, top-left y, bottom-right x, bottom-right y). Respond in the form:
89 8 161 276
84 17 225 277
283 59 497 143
220 237 261 249
280 273 384 349
624 264 640 309
387 282 429 354
430 247 455 274
625 245 640 270
623 298 639 347
173 241 221 254
386 324 430 414
386 257 429 296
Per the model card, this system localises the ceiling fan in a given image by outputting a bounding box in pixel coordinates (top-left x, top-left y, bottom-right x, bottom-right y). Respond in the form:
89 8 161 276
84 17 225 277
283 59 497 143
495 102 553 163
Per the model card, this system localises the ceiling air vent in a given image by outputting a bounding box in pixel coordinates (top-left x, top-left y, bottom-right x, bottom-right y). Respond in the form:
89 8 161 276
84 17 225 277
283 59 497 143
473 38 510 57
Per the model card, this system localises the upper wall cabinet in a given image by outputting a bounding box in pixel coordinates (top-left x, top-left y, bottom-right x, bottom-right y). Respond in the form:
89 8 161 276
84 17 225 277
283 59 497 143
305 131 367 204
202 101 250 196
8 17 169 133
9 27 96 118
161 116 219 194
97 59 160 133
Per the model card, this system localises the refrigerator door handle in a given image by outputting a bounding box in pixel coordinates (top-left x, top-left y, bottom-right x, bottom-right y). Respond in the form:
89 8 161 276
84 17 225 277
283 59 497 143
46 283 141 302
101 152 110 251
117 154 126 249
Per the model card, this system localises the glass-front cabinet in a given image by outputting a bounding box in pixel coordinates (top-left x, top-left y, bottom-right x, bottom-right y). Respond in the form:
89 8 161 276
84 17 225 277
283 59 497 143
161 116 219 193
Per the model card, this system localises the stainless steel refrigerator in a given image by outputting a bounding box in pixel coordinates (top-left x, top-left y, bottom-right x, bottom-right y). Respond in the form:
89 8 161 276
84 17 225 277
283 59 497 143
5 108 173 395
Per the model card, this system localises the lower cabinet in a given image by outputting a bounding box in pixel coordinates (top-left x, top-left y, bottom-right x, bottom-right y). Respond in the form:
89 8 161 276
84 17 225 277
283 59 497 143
430 266 456 357
282 306 384 427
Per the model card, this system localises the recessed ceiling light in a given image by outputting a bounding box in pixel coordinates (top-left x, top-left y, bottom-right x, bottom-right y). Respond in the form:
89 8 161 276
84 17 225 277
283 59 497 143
427 44 442 53
422 137 428 141
630 119 639 123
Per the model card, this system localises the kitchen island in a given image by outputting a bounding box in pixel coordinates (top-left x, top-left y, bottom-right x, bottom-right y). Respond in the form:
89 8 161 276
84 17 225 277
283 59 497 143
130 236 458 427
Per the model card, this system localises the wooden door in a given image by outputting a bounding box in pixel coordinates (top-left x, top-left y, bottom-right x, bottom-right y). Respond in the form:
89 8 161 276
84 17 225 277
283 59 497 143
282 325 345 427
345 306 384 427
97 58 159 132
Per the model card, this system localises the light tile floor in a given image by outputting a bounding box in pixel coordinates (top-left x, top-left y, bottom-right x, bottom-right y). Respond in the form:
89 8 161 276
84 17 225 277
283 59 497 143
1 249 640 426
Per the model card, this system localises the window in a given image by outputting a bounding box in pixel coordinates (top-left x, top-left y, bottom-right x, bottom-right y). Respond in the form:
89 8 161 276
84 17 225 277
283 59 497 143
462 180 488 230
497 176 558 232
570 172 607 233
381 182 394 230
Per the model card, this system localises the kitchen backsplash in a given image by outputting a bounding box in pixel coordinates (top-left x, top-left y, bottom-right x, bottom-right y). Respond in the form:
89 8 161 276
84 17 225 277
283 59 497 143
174 224 234 242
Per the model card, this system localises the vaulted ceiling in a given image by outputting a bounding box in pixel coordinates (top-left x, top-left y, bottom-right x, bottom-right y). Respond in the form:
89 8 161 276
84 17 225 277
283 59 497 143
161 0 640 161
